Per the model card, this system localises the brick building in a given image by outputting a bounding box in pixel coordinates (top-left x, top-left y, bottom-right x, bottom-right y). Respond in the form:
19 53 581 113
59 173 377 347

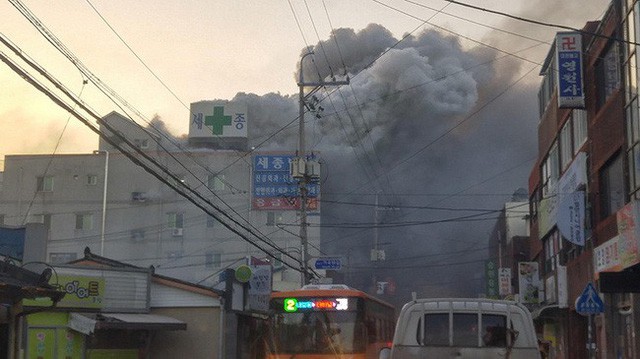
529 1 640 358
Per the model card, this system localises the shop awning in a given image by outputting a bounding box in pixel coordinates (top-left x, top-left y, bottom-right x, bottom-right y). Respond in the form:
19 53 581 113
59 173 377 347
531 304 563 320
69 312 186 335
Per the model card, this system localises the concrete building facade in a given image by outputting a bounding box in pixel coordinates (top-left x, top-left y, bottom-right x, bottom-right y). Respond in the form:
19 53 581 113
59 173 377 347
0 109 321 288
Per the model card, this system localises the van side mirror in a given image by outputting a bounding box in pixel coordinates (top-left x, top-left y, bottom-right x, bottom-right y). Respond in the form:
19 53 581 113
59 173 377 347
379 347 391 359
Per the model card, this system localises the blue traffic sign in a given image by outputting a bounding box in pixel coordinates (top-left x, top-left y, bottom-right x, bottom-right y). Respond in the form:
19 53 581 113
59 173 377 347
314 258 342 270
575 282 604 315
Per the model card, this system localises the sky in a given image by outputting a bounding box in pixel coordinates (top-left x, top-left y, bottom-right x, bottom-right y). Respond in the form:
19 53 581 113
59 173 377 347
1 0 610 298
0 0 607 159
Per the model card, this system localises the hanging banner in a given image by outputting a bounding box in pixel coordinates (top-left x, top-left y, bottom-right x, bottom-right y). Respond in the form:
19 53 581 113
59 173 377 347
556 32 585 108
557 190 585 246
518 262 542 304
499 268 512 296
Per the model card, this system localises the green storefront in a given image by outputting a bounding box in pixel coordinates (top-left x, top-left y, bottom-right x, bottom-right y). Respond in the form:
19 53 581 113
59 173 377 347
20 267 176 359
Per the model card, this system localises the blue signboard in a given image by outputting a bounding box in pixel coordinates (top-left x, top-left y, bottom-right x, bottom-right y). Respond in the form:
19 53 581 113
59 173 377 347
0 227 26 261
314 257 342 270
252 154 319 206
254 155 292 172
556 32 585 108
575 282 604 315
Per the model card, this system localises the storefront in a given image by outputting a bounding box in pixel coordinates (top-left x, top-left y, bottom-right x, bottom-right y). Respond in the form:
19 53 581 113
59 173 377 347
19 265 187 359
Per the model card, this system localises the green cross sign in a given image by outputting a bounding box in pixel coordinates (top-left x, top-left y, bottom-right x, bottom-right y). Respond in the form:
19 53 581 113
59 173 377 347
205 106 231 135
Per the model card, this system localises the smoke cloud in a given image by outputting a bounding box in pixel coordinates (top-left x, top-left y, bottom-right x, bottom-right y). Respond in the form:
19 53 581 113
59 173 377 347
224 23 539 304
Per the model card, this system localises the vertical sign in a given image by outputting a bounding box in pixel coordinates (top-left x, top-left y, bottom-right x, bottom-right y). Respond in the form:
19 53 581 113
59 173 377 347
485 260 498 299
556 32 585 108
518 262 542 304
499 268 512 296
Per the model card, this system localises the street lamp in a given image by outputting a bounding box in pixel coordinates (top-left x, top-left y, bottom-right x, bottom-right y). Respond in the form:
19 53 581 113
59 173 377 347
93 150 109 256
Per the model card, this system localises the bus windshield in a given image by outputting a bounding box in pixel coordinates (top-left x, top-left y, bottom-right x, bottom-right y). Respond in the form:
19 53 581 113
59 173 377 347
269 311 363 354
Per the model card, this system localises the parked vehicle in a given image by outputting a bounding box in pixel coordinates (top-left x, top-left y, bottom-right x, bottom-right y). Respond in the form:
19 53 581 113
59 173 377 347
380 297 541 359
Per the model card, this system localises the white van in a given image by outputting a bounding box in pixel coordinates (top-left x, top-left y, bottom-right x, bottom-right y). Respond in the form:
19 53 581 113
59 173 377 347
381 298 541 359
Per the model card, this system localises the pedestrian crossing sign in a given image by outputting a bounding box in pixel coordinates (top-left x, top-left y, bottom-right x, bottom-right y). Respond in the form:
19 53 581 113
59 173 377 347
575 282 604 315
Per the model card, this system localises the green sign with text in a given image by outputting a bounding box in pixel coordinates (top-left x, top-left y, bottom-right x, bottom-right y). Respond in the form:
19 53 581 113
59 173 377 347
24 275 104 308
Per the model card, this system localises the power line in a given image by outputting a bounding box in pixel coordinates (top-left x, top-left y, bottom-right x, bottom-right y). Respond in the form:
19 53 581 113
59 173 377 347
0 42 306 275
442 0 637 46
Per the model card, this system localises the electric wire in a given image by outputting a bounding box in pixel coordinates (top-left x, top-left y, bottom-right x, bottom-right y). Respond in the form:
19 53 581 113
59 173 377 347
2 5 303 268
0 44 306 275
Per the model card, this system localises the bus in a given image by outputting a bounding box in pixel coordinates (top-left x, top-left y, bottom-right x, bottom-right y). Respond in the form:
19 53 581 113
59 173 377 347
266 284 396 359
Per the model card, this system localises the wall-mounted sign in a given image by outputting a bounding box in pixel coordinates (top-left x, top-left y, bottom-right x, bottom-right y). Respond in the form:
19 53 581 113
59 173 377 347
24 275 105 309
252 154 320 211
556 32 585 108
189 101 247 139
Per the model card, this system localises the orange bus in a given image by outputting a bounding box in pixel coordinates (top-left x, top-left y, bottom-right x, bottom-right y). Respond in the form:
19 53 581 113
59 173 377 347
266 284 395 359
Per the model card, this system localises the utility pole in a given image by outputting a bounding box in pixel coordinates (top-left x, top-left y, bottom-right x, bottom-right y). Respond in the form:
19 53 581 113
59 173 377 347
294 49 348 286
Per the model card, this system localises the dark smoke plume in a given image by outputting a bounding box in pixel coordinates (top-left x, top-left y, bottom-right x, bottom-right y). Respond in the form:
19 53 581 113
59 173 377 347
228 24 539 305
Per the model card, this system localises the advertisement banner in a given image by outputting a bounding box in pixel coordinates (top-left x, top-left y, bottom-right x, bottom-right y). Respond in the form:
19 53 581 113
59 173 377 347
518 262 542 304
247 262 272 313
594 235 622 279
617 201 640 269
557 265 568 308
499 268 512 296
556 32 585 108
557 190 585 246
252 154 320 211
538 152 587 238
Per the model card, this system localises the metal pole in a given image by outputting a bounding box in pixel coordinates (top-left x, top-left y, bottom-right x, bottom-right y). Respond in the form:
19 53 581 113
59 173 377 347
298 50 313 286
588 314 594 359
296 49 348 286
100 150 109 256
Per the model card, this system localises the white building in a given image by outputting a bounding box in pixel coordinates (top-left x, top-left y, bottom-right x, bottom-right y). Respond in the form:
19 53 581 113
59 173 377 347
0 104 320 288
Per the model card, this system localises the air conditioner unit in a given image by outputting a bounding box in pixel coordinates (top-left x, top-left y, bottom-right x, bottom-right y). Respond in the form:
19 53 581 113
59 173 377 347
130 230 145 242
131 192 147 202
172 228 183 237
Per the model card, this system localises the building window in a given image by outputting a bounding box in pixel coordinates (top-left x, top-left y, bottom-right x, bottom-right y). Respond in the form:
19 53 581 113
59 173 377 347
31 214 52 231
538 51 556 116
205 252 222 268
559 120 572 170
75 213 93 230
167 212 184 228
266 211 283 226
36 176 54 192
596 41 621 109
87 175 98 186
49 252 77 264
166 251 183 260
134 139 149 149
544 231 563 273
541 142 559 197
207 174 225 191
572 109 588 154
600 153 625 218
131 229 145 242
